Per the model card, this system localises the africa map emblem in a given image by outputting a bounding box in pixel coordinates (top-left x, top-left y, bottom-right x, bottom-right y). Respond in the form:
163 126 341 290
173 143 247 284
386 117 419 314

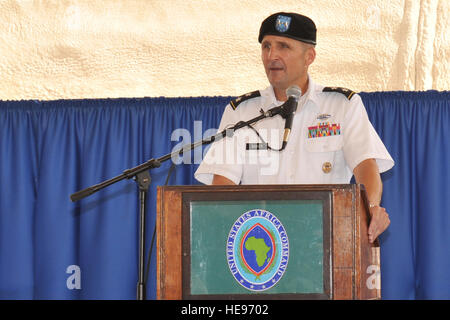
226 209 289 291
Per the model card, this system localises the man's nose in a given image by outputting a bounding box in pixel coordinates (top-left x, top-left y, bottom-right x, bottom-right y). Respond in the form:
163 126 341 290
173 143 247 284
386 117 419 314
267 47 279 60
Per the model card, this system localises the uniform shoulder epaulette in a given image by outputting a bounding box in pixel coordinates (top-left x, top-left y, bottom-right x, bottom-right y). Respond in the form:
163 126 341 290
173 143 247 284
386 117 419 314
322 87 356 100
230 90 261 110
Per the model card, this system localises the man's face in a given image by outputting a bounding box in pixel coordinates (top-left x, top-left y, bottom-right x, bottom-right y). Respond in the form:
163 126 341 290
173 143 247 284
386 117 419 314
261 35 315 93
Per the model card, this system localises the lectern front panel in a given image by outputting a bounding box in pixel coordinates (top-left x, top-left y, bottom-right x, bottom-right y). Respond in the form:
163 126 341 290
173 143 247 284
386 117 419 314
182 191 332 299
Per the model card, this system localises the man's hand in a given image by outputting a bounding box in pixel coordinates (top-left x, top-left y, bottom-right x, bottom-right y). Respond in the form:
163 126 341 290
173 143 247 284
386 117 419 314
368 205 390 243
353 158 390 243
212 174 236 185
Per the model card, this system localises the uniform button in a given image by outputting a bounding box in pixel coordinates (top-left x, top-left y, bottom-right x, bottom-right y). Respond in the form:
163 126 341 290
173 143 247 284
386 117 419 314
322 162 332 173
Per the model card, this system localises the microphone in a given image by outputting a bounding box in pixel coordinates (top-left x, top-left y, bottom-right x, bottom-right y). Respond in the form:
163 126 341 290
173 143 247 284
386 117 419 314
281 85 302 150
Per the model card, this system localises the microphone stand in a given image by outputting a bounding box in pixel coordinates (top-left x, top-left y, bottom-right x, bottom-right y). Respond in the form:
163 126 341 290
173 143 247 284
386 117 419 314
69 103 286 300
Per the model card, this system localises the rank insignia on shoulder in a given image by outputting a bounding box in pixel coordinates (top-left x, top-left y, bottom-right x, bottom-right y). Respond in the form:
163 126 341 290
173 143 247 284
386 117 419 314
230 90 261 110
322 87 356 100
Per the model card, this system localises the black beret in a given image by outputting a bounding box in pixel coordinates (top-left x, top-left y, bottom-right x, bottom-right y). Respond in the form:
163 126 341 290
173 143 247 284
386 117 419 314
258 12 317 45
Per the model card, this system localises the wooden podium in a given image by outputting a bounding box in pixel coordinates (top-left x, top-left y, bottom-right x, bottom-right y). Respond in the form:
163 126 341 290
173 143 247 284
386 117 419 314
157 184 380 300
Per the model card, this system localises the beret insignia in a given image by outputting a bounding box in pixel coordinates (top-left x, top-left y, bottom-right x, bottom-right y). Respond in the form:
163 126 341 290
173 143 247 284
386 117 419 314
322 87 356 100
275 15 292 33
230 90 261 110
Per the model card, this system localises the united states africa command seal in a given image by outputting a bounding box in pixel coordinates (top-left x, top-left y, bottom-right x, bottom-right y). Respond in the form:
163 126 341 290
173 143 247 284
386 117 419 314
226 209 289 291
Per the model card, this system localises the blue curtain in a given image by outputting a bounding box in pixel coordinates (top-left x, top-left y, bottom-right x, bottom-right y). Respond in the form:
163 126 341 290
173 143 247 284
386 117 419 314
0 92 449 299
363 91 450 299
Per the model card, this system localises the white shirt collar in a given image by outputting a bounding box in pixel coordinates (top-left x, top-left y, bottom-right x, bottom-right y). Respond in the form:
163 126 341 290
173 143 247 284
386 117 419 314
260 74 323 111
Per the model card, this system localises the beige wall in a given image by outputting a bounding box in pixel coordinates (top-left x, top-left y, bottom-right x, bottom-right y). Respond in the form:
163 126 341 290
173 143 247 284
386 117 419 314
0 0 448 100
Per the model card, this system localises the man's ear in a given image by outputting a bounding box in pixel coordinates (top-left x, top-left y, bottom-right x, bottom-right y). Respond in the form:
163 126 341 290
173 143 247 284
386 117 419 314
306 46 316 66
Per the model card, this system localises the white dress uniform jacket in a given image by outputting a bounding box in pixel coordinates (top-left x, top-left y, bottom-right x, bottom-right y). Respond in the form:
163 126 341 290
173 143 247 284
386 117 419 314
195 77 394 185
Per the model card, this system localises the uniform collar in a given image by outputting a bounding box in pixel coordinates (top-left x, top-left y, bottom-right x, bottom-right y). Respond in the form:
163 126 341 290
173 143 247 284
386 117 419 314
300 75 323 112
260 85 280 110
261 74 323 111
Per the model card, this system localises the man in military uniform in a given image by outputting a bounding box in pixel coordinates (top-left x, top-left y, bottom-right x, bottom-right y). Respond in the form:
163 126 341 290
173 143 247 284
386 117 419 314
195 12 394 243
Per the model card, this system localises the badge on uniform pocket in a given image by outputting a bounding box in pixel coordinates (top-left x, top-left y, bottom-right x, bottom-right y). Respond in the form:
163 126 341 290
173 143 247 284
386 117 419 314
316 114 331 120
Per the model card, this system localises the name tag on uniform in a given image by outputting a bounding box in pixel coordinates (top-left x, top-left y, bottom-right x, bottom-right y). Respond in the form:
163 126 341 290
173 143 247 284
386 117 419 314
308 122 341 138
246 143 269 150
